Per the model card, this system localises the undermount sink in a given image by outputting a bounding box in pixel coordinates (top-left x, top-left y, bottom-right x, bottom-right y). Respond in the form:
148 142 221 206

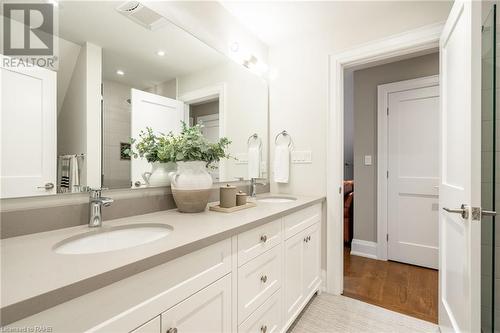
257 196 297 203
53 223 173 255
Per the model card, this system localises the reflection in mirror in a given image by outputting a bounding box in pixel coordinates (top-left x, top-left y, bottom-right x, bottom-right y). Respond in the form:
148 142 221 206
0 1 268 198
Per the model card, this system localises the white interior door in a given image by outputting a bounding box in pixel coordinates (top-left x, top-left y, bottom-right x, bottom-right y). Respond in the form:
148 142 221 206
1 64 57 198
387 85 440 269
439 1 482 332
131 89 184 187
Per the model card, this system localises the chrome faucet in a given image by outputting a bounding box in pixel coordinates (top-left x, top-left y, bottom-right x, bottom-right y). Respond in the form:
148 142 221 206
89 188 113 228
250 178 267 198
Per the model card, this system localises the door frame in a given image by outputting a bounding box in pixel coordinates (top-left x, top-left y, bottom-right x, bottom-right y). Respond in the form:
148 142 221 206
326 23 444 294
376 75 440 261
178 83 227 179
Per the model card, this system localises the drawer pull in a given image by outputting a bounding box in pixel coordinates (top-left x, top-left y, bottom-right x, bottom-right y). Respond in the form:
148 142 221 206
304 237 308 243
308 235 311 241
261 325 268 333
260 275 268 283
166 328 178 333
260 234 268 243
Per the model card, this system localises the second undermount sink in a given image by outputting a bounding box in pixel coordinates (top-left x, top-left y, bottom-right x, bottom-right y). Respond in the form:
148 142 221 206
53 223 173 255
257 196 297 203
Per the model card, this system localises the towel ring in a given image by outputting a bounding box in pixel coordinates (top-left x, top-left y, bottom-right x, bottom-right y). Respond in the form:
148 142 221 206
275 130 292 148
247 133 262 148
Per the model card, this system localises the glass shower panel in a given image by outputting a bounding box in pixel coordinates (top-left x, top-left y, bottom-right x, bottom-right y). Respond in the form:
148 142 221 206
481 4 496 333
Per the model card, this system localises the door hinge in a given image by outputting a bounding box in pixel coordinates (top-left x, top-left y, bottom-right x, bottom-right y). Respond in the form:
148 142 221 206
387 107 389 116
386 234 389 242
386 171 389 178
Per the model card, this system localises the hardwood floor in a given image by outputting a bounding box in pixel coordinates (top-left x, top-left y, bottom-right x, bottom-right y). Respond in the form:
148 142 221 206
343 247 438 323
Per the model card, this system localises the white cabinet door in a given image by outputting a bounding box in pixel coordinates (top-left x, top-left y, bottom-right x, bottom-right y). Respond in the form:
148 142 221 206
1 63 56 198
130 317 161 333
302 223 321 297
161 275 231 333
283 230 304 327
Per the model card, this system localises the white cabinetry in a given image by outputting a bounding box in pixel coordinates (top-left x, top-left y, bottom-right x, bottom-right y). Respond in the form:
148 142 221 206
283 205 321 330
10 202 323 333
161 275 232 333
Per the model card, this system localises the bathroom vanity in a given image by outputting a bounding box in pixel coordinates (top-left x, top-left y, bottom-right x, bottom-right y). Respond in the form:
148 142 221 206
2 196 324 332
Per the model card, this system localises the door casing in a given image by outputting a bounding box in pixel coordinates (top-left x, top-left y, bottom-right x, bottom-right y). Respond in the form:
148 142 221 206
327 23 444 295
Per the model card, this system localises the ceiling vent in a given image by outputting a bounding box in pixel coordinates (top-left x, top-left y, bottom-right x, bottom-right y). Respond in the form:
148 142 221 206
116 1 167 31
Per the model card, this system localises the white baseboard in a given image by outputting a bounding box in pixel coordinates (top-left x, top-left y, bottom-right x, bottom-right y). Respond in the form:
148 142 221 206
350 239 378 259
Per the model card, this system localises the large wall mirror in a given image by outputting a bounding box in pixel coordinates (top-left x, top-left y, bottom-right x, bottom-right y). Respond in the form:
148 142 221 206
1 1 269 199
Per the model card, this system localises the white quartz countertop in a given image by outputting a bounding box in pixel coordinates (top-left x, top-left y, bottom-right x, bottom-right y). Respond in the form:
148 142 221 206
1 194 324 322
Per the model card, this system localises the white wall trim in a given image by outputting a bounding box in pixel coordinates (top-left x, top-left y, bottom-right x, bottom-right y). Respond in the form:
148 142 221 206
376 75 439 261
326 22 444 295
178 84 227 179
350 239 378 259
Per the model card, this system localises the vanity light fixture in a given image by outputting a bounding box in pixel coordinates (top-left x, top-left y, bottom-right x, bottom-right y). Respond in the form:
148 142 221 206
116 70 125 76
157 50 166 57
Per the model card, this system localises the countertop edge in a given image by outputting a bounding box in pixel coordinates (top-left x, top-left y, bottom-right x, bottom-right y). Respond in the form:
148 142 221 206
1 195 325 325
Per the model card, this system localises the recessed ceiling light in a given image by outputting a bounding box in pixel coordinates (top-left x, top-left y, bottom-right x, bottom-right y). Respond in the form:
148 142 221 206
116 70 125 76
157 50 166 57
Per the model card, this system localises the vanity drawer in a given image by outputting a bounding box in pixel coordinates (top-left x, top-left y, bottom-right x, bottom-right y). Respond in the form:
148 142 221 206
238 290 281 333
238 245 281 323
284 204 321 239
237 219 281 266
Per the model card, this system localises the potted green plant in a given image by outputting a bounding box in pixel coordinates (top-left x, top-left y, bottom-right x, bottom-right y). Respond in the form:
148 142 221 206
128 122 231 212
126 127 177 187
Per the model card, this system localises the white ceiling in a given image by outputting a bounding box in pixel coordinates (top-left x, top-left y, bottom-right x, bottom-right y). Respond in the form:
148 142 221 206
58 1 226 88
220 1 453 47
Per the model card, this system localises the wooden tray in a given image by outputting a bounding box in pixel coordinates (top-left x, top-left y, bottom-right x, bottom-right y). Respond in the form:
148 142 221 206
209 202 257 213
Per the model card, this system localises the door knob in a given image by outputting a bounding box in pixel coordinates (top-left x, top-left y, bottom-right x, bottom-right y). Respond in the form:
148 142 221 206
261 325 268 333
443 204 469 219
37 182 54 190
166 328 177 333
260 275 268 283
260 235 268 243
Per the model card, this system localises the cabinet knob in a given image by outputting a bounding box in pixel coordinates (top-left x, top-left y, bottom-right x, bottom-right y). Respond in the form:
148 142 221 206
260 275 268 283
304 237 308 243
260 325 268 333
260 235 268 243
166 328 178 333
308 235 311 241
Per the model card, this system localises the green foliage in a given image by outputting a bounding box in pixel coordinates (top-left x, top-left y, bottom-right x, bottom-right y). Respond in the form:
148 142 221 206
127 122 232 168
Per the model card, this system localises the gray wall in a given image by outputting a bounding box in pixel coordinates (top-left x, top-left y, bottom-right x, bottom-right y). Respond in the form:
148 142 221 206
344 70 354 180
191 100 219 124
352 52 439 242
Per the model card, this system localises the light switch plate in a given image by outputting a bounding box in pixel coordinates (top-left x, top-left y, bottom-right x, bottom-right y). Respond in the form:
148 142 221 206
291 150 312 164
364 155 372 166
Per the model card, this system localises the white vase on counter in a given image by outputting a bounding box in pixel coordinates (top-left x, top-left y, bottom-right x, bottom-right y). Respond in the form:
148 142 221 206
142 162 177 187
170 161 213 213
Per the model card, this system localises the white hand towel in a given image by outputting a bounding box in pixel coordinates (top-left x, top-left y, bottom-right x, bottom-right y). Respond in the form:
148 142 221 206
248 146 261 179
69 155 80 192
274 145 290 183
